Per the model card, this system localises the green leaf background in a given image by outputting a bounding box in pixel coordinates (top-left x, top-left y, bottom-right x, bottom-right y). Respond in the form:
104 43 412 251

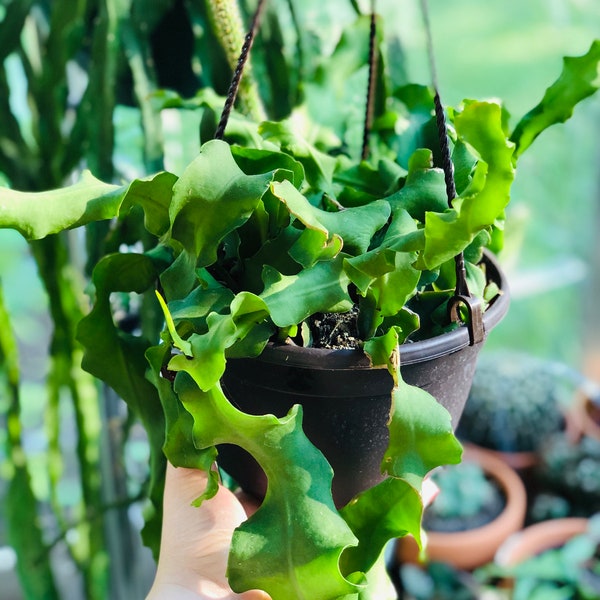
0 26 598 600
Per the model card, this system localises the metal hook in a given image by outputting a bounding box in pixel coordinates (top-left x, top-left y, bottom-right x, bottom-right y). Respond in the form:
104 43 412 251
448 294 485 346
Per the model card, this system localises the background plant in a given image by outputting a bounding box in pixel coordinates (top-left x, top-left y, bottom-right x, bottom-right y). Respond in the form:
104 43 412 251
535 434 600 515
1 1 600 599
456 352 578 454
0 1 436 596
477 514 600 600
0 0 287 597
422 462 504 533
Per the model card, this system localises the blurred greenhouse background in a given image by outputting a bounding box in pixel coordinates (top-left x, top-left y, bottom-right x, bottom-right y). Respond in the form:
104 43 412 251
0 0 599 598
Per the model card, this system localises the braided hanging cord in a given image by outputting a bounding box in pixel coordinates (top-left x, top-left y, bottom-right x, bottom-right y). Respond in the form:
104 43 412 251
420 0 484 343
420 0 456 206
214 0 268 140
361 0 378 161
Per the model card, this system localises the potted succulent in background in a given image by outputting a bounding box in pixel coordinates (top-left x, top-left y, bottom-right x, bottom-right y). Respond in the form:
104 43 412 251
456 352 578 471
397 445 527 570
459 354 600 525
423 459 506 534
533 432 600 518
1 2 600 597
397 561 482 600
487 514 600 599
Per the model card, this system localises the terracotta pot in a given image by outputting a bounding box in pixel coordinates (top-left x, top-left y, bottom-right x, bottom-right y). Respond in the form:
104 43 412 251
455 442 541 503
397 444 527 570
495 517 589 567
476 446 539 471
218 253 509 506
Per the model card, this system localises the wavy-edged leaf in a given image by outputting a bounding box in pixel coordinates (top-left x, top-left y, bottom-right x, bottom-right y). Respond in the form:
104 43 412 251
346 250 420 340
363 253 421 317
511 40 600 159
341 477 423 575
383 379 463 490
260 256 353 327
166 291 270 391
169 140 276 265
168 277 234 321
378 309 421 345
334 158 407 205
289 227 344 268
380 207 423 253
122 172 179 237
0 172 122 239
145 343 219 502
159 248 203 302
272 179 391 255
259 119 338 193
363 327 401 380
172 375 360 600
78 252 161 409
384 85 438 166
419 101 515 269
335 330 461 581
456 102 516 226
0 170 177 241
242 227 304 288
385 149 448 222
345 249 398 296
365 327 462 487
231 145 306 188
346 247 419 311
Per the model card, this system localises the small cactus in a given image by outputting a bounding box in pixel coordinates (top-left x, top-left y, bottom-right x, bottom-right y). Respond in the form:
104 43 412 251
457 352 576 453
423 461 504 532
537 433 600 512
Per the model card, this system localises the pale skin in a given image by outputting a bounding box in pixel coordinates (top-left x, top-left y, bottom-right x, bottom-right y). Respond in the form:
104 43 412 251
146 463 270 600
146 463 439 600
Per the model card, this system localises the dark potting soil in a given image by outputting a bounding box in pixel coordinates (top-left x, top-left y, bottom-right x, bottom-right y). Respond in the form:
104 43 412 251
422 479 506 534
305 308 361 349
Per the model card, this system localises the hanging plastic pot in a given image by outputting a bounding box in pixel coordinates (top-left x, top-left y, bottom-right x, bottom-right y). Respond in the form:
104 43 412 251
219 251 509 506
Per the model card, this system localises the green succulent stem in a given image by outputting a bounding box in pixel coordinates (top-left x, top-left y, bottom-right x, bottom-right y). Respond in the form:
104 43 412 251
0 281 60 600
206 0 266 123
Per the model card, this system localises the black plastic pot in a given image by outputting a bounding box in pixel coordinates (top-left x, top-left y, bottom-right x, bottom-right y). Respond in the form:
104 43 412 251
219 252 510 506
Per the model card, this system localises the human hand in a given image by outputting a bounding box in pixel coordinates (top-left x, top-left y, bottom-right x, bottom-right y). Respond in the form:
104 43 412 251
146 463 439 600
146 463 269 600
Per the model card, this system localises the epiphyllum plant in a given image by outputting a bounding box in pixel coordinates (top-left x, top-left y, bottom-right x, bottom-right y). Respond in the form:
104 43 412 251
3 20 600 597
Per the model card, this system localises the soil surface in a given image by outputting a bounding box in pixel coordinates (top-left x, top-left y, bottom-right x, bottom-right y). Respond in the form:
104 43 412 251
306 308 361 349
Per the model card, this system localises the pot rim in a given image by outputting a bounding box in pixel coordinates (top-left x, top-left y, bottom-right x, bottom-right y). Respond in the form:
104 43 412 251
256 250 510 369
425 444 527 547
495 517 590 567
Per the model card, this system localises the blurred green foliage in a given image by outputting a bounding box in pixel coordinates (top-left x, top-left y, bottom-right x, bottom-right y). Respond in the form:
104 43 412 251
0 1 599 598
